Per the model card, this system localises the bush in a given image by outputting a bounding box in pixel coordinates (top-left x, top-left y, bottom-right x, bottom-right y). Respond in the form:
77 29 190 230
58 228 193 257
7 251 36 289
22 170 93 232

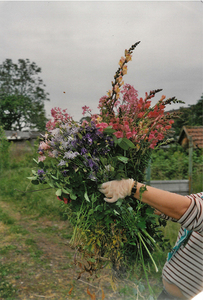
0 126 11 173
150 144 188 180
150 144 203 193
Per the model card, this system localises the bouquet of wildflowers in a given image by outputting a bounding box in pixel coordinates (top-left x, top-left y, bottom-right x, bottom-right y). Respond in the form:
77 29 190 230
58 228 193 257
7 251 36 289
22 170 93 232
29 42 182 282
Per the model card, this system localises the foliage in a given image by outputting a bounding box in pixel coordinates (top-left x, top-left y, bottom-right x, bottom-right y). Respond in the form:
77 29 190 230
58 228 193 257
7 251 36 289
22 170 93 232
150 145 203 192
0 126 11 173
0 58 49 131
28 42 182 295
172 94 203 136
150 145 189 180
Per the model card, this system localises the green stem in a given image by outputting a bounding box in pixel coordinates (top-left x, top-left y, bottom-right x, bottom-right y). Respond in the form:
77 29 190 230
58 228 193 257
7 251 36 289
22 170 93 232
138 232 158 272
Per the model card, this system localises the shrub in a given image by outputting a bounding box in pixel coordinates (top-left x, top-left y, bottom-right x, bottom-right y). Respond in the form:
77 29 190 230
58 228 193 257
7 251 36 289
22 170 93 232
0 126 11 173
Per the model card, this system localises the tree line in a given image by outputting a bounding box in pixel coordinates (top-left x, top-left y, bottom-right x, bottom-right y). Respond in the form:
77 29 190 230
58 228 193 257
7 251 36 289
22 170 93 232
0 59 49 131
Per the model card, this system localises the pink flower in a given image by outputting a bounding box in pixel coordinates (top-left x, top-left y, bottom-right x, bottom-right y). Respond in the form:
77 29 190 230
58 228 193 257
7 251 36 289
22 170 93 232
40 141 50 150
82 120 89 126
48 151 54 158
96 122 109 132
114 131 124 138
149 143 156 149
138 112 144 118
38 155 46 162
82 105 91 116
126 131 133 139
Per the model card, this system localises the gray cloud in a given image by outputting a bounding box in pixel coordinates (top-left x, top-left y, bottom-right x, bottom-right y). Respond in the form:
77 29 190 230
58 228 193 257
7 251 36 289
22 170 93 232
0 1 202 121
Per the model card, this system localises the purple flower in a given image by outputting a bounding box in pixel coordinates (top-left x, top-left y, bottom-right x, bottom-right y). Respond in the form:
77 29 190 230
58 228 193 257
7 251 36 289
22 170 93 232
87 159 99 172
62 170 68 177
37 169 46 181
88 159 94 169
81 147 87 155
58 160 66 166
38 169 45 176
38 147 44 154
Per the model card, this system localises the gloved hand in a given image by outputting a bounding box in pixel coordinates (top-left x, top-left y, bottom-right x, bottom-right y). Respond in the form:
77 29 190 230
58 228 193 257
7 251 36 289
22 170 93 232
99 179 135 203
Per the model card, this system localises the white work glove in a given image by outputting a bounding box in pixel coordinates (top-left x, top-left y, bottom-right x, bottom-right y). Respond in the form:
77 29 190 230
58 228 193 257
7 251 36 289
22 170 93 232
99 179 135 203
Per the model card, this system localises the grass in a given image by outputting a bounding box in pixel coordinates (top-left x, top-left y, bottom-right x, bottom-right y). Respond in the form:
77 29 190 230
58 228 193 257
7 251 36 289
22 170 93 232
0 142 201 299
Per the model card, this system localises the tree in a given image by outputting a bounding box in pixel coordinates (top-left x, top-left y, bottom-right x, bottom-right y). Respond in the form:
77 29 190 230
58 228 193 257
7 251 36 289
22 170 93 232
172 94 203 136
0 59 49 131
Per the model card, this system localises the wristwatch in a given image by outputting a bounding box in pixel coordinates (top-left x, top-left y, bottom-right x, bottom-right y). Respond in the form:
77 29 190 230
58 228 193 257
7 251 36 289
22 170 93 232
131 180 137 197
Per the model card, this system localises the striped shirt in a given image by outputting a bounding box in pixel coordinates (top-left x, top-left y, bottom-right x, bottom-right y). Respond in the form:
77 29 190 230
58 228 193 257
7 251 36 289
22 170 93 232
161 192 203 299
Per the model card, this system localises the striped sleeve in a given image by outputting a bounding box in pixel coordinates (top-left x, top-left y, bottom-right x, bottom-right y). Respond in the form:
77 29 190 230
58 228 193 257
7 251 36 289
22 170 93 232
177 193 203 233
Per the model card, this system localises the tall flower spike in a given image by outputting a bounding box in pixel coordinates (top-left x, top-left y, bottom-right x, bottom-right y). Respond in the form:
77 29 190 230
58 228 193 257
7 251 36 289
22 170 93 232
104 41 141 118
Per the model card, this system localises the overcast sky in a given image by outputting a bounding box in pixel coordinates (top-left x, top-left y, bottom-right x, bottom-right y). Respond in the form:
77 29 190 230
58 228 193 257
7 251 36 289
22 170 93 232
0 1 202 121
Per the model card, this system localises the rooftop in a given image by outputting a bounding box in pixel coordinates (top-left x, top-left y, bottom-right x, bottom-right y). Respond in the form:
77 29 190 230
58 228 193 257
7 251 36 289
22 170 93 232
178 126 203 149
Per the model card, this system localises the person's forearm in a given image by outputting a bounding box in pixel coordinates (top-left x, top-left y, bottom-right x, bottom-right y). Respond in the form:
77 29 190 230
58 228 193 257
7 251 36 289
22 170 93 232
133 182 191 220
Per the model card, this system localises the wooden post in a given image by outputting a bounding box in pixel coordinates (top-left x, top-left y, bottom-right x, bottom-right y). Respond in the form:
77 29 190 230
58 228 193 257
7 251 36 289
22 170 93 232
146 158 151 185
188 137 193 194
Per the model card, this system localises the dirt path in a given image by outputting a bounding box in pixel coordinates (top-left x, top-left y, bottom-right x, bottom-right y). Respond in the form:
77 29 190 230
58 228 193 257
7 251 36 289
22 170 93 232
0 200 150 300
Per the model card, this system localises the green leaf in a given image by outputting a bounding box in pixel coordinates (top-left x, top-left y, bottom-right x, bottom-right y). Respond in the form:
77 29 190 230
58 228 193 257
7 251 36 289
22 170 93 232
84 191 90 202
33 158 38 164
117 156 129 164
27 176 37 180
117 138 135 150
55 189 62 196
77 133 83 139
103 126 115 134
117 138 129 150
62 188 71 194
115 199 123 207
70 193 77 200
137 221 146 229
95 205 103 212
112 135 118 144
31 180 39 185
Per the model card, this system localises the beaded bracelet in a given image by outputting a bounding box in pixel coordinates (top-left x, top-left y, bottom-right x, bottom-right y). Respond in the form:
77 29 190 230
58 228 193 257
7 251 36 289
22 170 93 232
131 180 137 197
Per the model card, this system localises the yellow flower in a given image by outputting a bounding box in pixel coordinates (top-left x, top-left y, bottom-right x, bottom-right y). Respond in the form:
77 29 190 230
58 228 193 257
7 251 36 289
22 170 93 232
122 65 128 75
125 49 128 56
96 116 102 123
125 53 132 62
116 75 123 85
114 84 120 94
119 56 125 68
107 89 112 97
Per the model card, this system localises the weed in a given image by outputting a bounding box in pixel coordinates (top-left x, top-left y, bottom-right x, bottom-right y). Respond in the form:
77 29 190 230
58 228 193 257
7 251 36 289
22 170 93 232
0 208 15 225
25 238 36 246
0 262 17 299
9 224 29 235
0 245 17 255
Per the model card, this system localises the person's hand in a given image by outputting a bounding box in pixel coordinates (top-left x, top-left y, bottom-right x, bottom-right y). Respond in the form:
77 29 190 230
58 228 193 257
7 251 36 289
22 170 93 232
99 179 135 203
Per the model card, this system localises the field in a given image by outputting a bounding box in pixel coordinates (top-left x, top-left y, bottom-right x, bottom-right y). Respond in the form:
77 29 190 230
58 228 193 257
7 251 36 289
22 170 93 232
0 142 196 300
